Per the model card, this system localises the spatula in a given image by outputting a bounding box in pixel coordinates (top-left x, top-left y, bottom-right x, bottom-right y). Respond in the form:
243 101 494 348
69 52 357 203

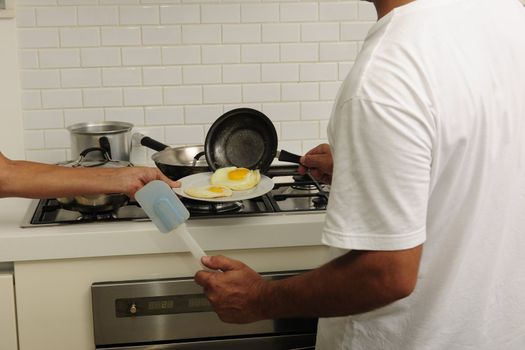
135 180 208 268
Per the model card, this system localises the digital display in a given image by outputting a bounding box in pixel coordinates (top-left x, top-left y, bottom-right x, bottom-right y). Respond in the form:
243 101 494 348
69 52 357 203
116 294 211 317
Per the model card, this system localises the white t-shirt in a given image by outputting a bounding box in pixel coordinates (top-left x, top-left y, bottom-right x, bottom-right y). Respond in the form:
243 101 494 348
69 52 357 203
317 0 525 349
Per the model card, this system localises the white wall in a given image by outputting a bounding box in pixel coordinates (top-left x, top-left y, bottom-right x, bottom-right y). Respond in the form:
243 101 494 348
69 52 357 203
0 16 24 160
14 0 377 165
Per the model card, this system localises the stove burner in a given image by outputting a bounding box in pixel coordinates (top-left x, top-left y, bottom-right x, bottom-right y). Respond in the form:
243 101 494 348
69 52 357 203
292 174 317 190
78 211 118 221
312 196 328 207
181 199 244 213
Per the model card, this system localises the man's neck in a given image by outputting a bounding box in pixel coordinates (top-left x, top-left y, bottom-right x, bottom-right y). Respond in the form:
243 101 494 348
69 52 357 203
374 0 416 19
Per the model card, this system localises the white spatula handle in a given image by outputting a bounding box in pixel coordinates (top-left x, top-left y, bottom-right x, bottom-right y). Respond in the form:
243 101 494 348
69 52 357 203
177 225 215 271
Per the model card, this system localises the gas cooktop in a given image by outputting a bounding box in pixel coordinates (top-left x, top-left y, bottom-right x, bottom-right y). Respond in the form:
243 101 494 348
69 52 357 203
21 165 329 227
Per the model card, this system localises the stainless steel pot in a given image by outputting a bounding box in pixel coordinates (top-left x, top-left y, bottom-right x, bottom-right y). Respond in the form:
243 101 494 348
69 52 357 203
57 147 132 213
68 121 133 161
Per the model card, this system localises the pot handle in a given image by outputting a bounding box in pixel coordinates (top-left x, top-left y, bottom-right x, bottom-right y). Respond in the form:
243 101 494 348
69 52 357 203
133 133 170 152
99 136 112 159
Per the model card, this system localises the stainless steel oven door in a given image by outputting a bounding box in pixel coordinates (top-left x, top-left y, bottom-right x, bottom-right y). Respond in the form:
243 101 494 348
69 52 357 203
92 271 317 349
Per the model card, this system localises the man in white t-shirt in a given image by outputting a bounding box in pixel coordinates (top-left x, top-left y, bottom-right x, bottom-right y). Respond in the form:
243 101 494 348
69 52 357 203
195 0 525 348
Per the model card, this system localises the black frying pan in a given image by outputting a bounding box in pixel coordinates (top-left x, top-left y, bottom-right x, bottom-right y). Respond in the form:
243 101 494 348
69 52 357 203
205 108 302 173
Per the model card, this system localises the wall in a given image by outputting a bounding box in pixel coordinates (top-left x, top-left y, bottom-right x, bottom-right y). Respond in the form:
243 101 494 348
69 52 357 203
15 0 376 165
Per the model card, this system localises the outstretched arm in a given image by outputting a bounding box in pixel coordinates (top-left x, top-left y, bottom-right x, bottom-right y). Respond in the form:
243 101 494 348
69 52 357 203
0 152 178 199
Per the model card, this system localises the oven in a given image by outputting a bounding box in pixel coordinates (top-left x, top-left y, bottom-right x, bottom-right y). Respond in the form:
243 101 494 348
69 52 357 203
92 271 317 350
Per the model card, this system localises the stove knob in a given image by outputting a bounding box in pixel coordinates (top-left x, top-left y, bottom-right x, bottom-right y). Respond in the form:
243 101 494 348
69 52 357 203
130 303 137 315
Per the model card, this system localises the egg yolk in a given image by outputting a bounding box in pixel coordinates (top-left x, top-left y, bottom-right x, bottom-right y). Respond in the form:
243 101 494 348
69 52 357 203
208 186 225 193
228 168 250 180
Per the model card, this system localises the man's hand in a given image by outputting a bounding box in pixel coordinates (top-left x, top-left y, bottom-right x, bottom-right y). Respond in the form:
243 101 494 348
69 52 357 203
116 167 180 198
298 143 333 184
194 255 268 323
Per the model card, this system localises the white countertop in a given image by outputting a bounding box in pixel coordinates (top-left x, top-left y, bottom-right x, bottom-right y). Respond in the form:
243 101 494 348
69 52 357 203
0 198 325 263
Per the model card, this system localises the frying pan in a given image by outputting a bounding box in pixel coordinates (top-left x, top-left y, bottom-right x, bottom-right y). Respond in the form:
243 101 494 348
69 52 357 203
133 133 210 180
205 108 301 173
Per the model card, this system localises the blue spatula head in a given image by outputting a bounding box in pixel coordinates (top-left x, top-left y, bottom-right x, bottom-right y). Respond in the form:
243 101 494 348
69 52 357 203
135 180 190 233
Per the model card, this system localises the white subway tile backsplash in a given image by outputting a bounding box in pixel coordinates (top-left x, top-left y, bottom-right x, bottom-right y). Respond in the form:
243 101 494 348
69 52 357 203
341 22 374 41
182 25 221 44
81 48 121 67
39 49 81 68
263 102 300 122
320 120 329 139
17 0 368 158
44 129 70 149
21 90 42 110
243 83 280 103
281 121 319 140
18 28 59 48
302 23 339 42
262 63 299 82
23 110 64 130
36 7 77 27
202 45 240 64
164 86 202 105
83 88 123 107
202 4 240 24
223 24 261 44
280 3 318 23
143 67 182 86
185 105 224 124
162 46 201 65
120 6 159 25
160 5 200 24
42 89 83 108
124 87 163 106
78 6 118 26
24 130 45 150
165 125 204 145
122 47 162 66
241 4 278 23
145 106 184 125
142 26 181 45
183 66 221 84
300 63 337 82
103 67 141 87
64 108 104 126
21 70 60 89
60 28 100 48
101 27 141 46
301 101 333 120
241 44 279 63
203 85 242 104
223 64 260 83
282 82 319 102
320 2 358 21
61 68 102 88
281 43 318 62
19 50 39 69
262 24 300 43
104 107 145 125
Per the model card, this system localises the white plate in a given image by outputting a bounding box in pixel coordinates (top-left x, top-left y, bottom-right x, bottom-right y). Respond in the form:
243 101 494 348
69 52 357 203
173 172 274 202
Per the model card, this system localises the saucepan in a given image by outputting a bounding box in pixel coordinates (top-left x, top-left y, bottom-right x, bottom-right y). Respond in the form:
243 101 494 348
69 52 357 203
133 133 210 180
204 108 302 173
57 147 132 213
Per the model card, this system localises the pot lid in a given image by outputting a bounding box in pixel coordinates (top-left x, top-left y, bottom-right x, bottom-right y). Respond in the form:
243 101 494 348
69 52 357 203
60 147 132 168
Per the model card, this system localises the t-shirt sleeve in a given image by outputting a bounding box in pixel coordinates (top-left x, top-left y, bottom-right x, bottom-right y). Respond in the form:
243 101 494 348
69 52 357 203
323 97 434 251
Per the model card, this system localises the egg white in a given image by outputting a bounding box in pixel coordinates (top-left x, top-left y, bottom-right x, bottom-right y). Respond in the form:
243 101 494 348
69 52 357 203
184 185 233 199
210 167 261 191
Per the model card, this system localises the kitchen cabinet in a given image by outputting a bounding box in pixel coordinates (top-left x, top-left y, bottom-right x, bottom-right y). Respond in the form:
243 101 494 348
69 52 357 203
14 246 328 350
0 272 18 350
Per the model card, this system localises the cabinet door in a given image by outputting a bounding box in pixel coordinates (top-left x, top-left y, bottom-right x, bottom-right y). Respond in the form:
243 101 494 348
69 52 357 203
0 273 18 350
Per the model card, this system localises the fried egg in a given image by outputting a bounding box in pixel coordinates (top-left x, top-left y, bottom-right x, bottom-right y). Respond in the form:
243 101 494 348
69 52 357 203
184 185 233 199
210 167 261 191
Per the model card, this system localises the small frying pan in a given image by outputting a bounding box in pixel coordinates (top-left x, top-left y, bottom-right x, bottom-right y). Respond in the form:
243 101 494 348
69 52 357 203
205 108 302 173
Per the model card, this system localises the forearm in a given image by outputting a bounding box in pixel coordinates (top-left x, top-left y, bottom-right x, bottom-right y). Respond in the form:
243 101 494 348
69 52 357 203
0 158 124 198
260 248 421 319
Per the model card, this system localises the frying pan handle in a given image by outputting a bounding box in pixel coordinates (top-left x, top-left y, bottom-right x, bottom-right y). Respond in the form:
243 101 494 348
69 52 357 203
277 149 302 165
133 133 170 152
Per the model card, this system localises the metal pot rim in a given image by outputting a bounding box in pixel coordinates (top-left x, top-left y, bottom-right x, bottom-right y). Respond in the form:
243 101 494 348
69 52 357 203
67 121 134 135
